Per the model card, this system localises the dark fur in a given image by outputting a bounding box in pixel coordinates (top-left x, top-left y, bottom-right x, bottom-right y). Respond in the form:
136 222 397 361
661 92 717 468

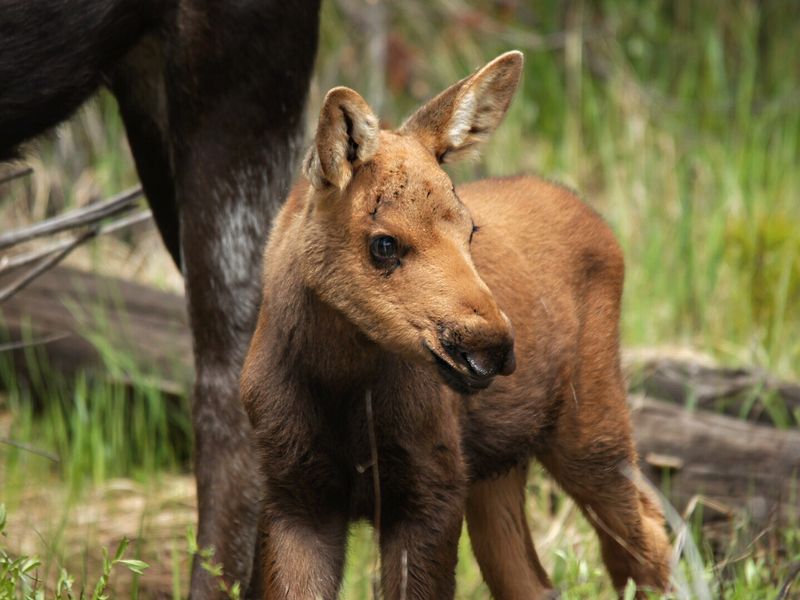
1 1 320 597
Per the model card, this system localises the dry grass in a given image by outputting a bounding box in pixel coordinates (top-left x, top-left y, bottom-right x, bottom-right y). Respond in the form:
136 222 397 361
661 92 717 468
5 473 195 598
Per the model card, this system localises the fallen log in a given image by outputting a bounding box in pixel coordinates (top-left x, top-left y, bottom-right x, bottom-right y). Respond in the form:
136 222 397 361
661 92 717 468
0 265 191 396
628 353 800 427
631 395 800 528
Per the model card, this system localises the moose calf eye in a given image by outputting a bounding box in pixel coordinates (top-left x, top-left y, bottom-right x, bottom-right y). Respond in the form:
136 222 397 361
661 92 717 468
370 235 399 262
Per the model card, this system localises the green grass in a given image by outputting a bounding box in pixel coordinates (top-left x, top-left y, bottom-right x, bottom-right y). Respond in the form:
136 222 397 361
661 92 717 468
2 0 799 597
0 321 191 496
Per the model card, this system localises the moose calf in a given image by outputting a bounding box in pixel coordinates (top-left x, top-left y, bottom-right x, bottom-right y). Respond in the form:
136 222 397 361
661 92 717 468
241 51 671 599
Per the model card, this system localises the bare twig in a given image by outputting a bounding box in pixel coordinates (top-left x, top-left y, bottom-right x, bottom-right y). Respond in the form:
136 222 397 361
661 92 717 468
714 527 772 571
400 549 408 600
778 562 800 600
0 185 142 250
0 166 33 186
0 209 152 274
0 437 59 462
584 504 648 566
365 389 382 599
0 229 96 303
681 494 735 522
0 331 71 353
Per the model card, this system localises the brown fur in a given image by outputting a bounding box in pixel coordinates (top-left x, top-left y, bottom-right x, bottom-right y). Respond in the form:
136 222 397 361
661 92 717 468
241 51 671 599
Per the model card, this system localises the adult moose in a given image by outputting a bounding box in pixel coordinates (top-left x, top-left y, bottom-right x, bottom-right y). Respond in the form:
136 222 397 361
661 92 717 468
1 0 321 597
241 51 672 598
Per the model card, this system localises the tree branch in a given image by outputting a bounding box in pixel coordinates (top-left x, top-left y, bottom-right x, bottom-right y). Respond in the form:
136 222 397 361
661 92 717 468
0 209 152 274
0 186 143 250
0 209 152 303
0 166 33 186
0 229 97 303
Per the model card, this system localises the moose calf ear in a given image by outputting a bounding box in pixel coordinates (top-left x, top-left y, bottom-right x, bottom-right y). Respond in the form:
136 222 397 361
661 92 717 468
303 87 380 190
400 51 523 164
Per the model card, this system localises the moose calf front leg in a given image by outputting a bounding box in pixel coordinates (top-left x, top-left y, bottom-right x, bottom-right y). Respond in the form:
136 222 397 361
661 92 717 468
380 484 465 600
259 504 347 600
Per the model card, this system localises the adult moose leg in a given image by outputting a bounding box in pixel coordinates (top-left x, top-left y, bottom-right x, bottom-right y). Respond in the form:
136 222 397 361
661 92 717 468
127 1 320 597
111 35 181 267
0 0 319 596
466 464 555 599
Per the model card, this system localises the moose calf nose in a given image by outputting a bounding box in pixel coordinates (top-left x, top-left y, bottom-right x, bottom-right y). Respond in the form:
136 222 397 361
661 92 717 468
450 340 516 379
499 344 516 376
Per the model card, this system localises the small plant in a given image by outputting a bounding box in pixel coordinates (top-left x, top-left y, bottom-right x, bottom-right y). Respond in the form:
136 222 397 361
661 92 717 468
0 503 43 600
186 527 240 600
90 538 149 600
0 503 149 600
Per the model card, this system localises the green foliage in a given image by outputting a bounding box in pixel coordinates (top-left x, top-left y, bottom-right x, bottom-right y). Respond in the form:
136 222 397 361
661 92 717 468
0 319 192 495
0 502 43 600
0 504 148 600
185 528 240 600
91 539 149 600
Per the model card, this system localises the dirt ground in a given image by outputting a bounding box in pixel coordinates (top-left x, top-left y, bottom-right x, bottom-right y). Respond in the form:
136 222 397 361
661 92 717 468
6 474 197 598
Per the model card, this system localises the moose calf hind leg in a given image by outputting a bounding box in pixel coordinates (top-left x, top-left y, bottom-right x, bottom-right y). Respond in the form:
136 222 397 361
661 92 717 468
466 465 555 599
586 480 672 594
542 420 671 595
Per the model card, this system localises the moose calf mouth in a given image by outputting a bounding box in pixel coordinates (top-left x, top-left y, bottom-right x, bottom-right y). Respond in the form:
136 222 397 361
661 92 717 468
427 346 495 395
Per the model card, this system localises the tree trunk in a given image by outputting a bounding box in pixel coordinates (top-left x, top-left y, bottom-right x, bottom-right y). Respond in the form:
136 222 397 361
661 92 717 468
628 352 800 427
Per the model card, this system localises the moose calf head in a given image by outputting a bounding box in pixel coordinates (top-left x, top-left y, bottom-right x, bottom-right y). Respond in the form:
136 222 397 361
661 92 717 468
299 51 524 394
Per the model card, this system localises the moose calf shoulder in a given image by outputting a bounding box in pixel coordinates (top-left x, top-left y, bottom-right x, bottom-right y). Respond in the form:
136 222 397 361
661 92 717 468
241 50 671 600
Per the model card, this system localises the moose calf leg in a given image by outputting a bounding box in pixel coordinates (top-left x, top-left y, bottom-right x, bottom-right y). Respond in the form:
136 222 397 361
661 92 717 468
466 465 554 599
259 507 347 600
379 470 466 600
380 510 463 600
583 474 671 595
540 381 671 595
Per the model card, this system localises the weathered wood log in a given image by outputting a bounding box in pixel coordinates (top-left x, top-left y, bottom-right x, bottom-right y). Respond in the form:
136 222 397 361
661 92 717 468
628 353 800 427
0 265 191 395
631 395 800 527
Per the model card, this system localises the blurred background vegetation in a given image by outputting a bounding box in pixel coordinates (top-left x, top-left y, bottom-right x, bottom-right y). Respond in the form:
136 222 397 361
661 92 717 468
1 0 798 597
